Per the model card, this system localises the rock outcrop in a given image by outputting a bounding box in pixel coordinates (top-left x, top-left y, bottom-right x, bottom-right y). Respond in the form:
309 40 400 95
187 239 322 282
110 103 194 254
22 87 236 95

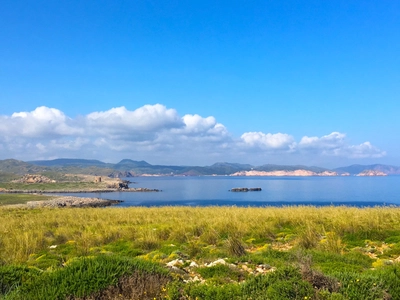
108 171 135 178
12 174 56 183
356 170 387 176
230 170 339 176
106 180 130 189
25 196 123 208
230 187 262 192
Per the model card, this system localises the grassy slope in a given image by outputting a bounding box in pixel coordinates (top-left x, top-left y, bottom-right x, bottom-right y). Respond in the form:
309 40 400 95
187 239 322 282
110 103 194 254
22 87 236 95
0 181 108 191
0 174 121 192
1 206 400 299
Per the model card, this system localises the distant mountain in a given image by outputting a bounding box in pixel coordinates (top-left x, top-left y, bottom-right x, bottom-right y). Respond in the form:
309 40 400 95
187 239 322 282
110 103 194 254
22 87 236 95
191 162 254 175
0 159 49 175
2 158 400 177
114 159 152 170
29 158 108 167
334 164 400 175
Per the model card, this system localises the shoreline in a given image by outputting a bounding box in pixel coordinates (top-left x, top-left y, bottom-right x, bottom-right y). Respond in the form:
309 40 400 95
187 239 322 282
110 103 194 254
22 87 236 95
3 196 123 208
1 187 161 193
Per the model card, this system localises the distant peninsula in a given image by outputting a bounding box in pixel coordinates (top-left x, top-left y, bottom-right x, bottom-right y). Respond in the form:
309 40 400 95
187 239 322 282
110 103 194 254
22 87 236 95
0 158 398 178
230 170 348 176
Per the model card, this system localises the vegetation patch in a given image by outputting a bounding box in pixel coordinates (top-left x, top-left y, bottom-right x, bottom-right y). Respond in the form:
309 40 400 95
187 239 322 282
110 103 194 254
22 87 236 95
0 194 53 205
4 256 169 300
1 205 400 299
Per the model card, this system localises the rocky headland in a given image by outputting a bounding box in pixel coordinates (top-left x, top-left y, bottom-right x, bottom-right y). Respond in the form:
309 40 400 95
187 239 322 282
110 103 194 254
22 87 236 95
356 170 387 176
230 170 349 176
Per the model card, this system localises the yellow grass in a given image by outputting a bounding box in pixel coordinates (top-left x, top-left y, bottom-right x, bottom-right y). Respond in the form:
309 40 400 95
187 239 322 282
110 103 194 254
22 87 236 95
1 206 400 264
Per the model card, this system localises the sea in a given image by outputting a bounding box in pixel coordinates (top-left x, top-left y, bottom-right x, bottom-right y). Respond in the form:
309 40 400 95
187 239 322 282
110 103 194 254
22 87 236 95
59 176 400 207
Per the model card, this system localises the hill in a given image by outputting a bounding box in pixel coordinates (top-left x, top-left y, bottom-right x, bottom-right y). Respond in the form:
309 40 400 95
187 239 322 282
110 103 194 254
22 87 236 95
334 164 400 175
2 158 399 177
28 158 109 168
0 159 49 175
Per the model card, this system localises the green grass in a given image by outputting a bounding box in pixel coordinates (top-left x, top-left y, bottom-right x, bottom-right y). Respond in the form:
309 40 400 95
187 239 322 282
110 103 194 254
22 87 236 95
0 181 108 191
3 255 170 300
1 205 400 299
0 194 53 205
0 172 19 183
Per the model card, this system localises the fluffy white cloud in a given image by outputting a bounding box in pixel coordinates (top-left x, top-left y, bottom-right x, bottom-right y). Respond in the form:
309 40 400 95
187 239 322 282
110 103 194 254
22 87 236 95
335 142 386 158
0 106 81 138
172 114 229 143
0 105 387 164
181 114 225 133
299 132 346 151
86 105 183 136
298 132 386 158
241 132 295 150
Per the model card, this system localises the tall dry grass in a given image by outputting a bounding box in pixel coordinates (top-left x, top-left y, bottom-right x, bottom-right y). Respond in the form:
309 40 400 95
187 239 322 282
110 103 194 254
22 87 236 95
1 206 400 264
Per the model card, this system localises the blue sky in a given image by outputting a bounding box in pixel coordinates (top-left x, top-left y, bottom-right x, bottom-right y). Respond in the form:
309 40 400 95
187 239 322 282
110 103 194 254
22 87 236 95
0 1 399 167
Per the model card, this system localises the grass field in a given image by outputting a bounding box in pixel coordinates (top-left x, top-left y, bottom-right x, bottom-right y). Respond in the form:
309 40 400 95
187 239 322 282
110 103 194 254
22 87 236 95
1 205 400 299
0 181 108 191
0 194 54 205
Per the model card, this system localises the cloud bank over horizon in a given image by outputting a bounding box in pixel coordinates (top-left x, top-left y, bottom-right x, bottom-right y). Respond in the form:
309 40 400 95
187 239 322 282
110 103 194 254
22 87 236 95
0 105 386 166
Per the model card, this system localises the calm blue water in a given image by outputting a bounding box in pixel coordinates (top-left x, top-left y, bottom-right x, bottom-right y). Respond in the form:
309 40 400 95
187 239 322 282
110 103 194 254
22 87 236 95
58 176 400 207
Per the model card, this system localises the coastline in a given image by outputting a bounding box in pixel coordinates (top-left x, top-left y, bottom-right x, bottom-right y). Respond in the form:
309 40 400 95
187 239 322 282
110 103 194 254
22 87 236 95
1 187 161 193
4 196 123 208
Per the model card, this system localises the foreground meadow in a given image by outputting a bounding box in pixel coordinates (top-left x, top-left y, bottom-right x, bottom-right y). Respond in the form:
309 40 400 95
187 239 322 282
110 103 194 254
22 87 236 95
1 205 400 299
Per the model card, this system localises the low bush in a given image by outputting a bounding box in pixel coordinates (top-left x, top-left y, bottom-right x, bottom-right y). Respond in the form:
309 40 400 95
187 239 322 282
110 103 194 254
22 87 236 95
0 265 41 295
4 255 169 299
196 264 246 283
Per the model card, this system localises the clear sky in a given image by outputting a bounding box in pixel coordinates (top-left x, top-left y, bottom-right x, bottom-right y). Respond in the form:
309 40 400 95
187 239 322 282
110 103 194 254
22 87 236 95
0 1 399 167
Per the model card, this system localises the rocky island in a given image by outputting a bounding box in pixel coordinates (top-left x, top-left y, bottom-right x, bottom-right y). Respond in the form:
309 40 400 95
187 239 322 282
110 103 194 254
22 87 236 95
230 187 262 192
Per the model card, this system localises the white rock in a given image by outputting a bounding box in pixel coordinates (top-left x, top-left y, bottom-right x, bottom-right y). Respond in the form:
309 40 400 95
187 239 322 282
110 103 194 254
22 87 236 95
189 261 199 268
207 258 226 267
166 259 183 267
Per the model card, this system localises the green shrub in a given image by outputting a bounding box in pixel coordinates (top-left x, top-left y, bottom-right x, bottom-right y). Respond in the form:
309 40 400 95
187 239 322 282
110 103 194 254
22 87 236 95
0 265 41 295
242 265 314 299
5 255 169 299
101 239 142 257
333 271 387 300
375 265 400 300
310 250 373 274
265 279 314 299
196 264 245 283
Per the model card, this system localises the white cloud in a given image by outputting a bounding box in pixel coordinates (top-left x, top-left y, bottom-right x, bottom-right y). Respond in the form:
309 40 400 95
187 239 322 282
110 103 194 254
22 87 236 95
86 105 183 137
241 132 295 150
170 114 230 144
182 114 215 132
299 132 346 149
298 132 386 158
0 106 81 138
0 105 387 164
335 142 386 158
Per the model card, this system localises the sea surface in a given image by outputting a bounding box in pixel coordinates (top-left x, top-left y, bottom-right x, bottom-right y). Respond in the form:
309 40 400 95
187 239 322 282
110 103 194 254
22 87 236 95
59 176 400 207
